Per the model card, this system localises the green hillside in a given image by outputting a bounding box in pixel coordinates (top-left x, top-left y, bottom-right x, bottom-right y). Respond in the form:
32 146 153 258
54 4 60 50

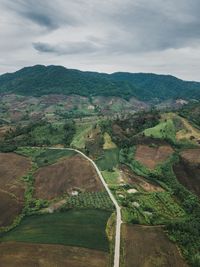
0 65 200 101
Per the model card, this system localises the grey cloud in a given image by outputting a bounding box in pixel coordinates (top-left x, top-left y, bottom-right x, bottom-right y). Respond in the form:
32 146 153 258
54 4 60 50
2 0 78 30
33 41 100 55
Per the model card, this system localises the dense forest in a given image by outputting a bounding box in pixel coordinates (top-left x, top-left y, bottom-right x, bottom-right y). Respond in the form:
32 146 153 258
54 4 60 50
0 65 200 101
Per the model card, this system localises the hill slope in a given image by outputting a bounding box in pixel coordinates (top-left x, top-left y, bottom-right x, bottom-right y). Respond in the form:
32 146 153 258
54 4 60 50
0 65 200 101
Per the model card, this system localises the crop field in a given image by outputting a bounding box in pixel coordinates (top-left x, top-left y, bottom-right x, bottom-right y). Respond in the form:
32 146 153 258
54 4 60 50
0 153 31 226
34 154 104 200
135 145 173 169
180 149 200 164
0 191 23 227
0 242 109 267
64 192 114 211
173 161 200 197
121 192 185 225
16 147 76 167
96 148 119 170
121 224 188 267
1 209 111 252
119 165 164 192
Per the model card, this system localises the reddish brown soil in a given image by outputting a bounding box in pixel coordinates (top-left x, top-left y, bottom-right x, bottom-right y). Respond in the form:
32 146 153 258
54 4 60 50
173 163 200 198
122 224 188 267
135 145 173 169
0 242 109 267
0 153 31 226
0 191 23 227
180 149 200 164
34 154 104 200
120 165 164 192
0 153 31 201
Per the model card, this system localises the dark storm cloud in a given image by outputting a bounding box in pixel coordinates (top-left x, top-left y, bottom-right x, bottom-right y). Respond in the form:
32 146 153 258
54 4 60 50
33 41 99 55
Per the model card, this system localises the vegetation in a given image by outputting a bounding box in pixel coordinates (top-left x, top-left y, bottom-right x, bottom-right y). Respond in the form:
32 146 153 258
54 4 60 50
96 148 119 171
16 147 76 167
0 210 111 252
144 119 176 143
179 101 200 128
4 120 76 147
62 192 114 211
0 65 200 101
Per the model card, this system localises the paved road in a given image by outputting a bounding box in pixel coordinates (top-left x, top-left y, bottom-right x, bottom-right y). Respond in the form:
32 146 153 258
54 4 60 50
49 147 122 267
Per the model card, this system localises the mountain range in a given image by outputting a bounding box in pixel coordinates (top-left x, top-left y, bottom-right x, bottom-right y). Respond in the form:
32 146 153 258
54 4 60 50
0 65 200 102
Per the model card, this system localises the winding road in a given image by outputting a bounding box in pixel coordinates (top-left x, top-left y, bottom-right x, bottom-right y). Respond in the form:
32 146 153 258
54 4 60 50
50 147 122 267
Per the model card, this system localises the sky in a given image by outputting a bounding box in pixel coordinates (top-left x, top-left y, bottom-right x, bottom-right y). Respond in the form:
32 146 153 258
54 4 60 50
0 0 200 81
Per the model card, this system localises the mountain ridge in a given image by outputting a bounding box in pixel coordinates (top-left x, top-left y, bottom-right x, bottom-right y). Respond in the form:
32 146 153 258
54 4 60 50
0 65 200 102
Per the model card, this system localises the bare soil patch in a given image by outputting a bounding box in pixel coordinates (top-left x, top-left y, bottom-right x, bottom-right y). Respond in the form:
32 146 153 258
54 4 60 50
180 149 200 164
135 145 173 169
121 224 188 267
0 242 109 267
119 165 164 192
0 191 23 227
0 153 31 227
34 154 104 200
173 161 200 198
0 153 31 201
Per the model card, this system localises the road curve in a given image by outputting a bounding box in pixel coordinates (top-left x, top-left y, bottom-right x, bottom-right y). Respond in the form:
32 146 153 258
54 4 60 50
49 147 122 267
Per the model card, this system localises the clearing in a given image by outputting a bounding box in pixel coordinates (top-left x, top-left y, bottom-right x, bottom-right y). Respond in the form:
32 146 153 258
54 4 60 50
0 242 109 267
135 145 173 169
34 154 104 200
121 224 188 267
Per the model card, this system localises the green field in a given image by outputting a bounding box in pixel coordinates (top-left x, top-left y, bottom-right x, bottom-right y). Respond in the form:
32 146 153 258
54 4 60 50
101 169 120 185
0 209 111 252
16 147 76 167
71 123 93 149
96 148 119 171
144 119 176 143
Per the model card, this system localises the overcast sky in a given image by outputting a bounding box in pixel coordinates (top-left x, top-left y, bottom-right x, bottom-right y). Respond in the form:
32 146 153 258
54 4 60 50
1 0 200 81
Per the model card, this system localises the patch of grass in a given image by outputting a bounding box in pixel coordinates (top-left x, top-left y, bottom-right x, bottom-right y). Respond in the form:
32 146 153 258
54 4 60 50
0 209 111 252
96 148 119 171
16 147 76 167
71 123 93 149
103 132 117 150
101 169 120 185
144 119 176 143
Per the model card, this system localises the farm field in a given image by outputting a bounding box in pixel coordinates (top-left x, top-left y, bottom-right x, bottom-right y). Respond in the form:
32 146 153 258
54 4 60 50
173 161 200 198
0 153 31 227
135 145 173 169
180 149 200 164
121 224 188 267
96 148 119 171
34 154 104 200
0 242 109 267
119 165 164 192
16 147 76 167
0 209 111 252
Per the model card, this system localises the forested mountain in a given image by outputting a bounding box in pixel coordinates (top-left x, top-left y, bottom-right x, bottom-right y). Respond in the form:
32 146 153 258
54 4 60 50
0 65 200 101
